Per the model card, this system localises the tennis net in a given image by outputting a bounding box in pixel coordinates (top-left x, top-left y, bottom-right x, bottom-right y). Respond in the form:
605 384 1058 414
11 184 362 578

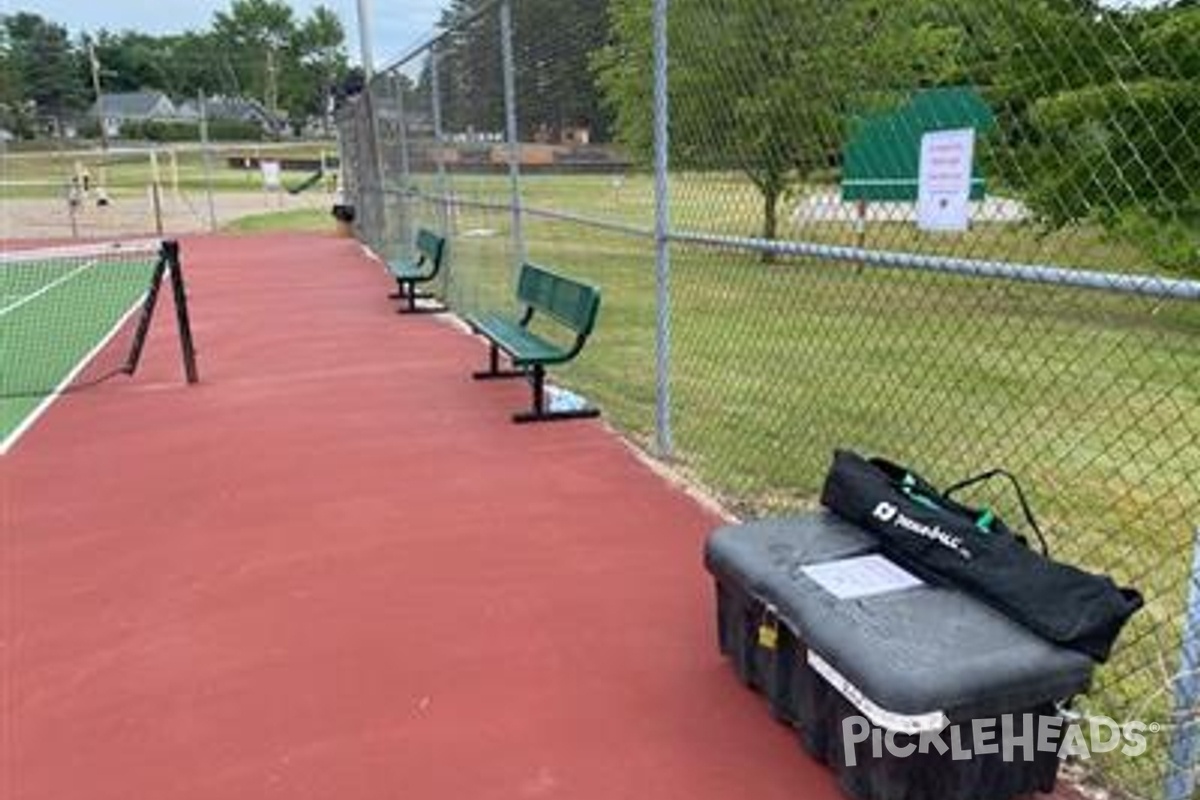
0 239 191 407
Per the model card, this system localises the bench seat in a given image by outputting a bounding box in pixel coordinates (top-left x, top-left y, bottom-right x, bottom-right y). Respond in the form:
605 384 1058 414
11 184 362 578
387 228 447 314
466 263 601 423
467 311 573 366
387 258 432 281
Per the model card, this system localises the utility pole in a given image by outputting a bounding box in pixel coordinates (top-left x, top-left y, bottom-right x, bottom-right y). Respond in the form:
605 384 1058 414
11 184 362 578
87 41 110 204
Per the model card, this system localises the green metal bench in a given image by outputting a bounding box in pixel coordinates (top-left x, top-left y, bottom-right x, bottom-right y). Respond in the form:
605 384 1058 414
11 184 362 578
467 263 602 423
386 228 447 314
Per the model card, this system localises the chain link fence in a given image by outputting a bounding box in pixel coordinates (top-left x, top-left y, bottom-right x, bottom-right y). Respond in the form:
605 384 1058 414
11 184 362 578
1 137 334 240
337 2 1199 797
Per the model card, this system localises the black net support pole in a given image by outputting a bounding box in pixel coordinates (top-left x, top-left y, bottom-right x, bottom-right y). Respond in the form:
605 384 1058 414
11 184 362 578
123 252 169 376
163 240 199 384
123 240 199 384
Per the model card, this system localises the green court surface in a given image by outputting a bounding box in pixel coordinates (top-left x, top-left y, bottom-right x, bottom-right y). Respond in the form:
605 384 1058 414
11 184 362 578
0 249 157 450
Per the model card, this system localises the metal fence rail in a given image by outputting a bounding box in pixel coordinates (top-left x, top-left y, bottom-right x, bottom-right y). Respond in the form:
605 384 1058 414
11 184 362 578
338 2 1199 798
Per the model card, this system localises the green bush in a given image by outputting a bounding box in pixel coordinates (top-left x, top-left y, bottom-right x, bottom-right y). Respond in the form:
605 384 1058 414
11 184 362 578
1111 208 1200 279
206 119 265 141
76 119 102 139
111 118 264 143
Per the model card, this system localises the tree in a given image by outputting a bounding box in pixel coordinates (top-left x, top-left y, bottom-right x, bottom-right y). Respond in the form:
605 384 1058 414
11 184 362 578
165 31 239 98
84 31 169 97
1 1 347 140
941 0 1200 274
422 0 612 141
3 13 86 131
511 0 612 141
212 0 296 115
289 6 349 131
83 30 235 99
433 0 505 136
595 0 946 259
209 0 348 133
0 24 27 134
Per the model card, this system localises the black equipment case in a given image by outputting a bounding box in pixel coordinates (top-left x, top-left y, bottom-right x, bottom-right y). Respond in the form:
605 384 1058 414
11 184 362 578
705 512 1096 800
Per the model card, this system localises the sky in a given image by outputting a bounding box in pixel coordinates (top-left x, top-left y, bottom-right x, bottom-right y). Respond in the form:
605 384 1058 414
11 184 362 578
5 0 445 67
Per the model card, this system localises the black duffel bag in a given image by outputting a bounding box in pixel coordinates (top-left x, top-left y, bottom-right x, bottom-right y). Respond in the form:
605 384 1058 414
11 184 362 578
819 449 1143 663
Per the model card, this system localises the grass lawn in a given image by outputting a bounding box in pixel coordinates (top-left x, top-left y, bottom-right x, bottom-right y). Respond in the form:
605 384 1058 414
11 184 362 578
222 207 336 234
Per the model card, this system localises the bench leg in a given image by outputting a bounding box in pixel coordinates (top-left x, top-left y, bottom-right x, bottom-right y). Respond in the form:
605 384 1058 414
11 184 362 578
472 343 524 380
396 281 448 315
512 365 600 424
388 278 405 300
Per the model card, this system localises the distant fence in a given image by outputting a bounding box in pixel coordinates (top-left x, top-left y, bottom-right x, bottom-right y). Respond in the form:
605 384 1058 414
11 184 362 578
0 137 335 240
337 2 1200 798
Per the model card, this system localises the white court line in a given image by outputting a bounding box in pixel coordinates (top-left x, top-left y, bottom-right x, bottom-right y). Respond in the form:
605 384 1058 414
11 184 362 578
0 260 97 317
0 291 148 456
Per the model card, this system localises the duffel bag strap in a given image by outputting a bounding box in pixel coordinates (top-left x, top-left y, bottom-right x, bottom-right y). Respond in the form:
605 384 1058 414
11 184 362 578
943 468 1049 556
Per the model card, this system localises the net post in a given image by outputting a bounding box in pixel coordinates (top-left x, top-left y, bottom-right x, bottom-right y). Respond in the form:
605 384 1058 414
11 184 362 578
162 240 199 385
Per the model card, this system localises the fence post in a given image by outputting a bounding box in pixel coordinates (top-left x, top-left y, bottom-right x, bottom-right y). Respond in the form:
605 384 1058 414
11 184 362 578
197 91 218 233
391 72 413 256
355 0 381 245
429 45 449 238
652 0 674 459
393 72 412 189
366 79 390 250
500 0 525 273
1166 526 1200 800
356 0 375 81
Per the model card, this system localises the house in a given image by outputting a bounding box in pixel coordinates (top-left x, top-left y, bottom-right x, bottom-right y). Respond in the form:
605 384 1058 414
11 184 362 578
91 91 178 138
177 96 288 136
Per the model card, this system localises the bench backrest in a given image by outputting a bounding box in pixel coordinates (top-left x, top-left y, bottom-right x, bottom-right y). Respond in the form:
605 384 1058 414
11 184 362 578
416 228 446 267
517 263 601 338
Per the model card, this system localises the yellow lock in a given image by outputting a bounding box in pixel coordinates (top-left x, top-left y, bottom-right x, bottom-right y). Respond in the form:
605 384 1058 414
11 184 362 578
757 616 779 650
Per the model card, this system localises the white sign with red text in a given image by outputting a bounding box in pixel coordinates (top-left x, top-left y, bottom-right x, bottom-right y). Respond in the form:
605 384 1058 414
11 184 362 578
917 128 976 232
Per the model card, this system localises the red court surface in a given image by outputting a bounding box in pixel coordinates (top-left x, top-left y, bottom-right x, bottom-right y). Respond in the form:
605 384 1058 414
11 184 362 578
4 233 845 800
3 234 1071 800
